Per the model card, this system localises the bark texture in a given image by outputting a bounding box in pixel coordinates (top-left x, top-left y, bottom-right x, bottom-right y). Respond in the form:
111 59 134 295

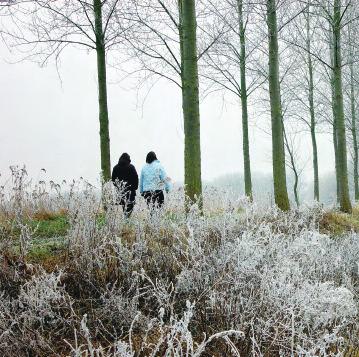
266 0 290 211
349 26 359 200
331 0 352 212
238 0 253 199
306 5 319 201
94 0 111 181
179 0 203 206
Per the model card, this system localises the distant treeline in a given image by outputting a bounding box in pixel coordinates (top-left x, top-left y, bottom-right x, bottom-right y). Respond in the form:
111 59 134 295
209 172 339 206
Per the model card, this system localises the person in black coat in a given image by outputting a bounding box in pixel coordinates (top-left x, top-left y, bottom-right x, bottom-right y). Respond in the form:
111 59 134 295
111 153 139 217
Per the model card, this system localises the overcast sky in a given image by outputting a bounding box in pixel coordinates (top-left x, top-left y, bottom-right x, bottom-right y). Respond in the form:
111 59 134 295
0 42 335 188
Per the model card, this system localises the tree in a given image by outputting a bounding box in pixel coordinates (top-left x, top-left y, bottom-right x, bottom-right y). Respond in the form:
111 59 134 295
237 0 252 199
346 21 359 200
317 0 354 211
266 0 290 211
283 0 355 212
305 3 320 201
330 0 352 212
1 1 125 181
283 126 304 207
281 2 326 202
203 0 266 200
122 0 219 206
179 0 202 206
329 26 342 202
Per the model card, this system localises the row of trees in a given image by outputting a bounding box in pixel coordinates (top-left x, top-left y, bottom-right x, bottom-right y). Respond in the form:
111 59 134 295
1 0 358 212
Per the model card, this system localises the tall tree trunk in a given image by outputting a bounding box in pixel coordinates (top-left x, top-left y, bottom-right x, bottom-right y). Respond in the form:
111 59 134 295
284 130 300 207
238 0 253 200
350 77 359 201
349 26 359 201
330 29 340 202
266 0 290 211
306 4 319 201
332 0 352 213
332 113 340 201
293 169 299 207
310 115 319 201
179 0 203 206
94 0 111 181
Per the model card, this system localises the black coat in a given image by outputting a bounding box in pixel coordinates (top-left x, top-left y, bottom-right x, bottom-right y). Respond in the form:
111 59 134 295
112 159 139 200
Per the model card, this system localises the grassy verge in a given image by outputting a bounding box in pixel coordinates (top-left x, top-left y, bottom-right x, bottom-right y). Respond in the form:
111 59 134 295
319 206 359 235
28 214 69 238
0 212 69 266
2 206 359 268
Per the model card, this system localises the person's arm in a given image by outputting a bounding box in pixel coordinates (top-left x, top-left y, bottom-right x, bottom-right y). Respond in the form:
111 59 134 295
159 165 171 193
130 165 139 191
140 168 144 194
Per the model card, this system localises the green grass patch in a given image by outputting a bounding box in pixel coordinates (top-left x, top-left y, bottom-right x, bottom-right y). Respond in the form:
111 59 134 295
28 214 69 238
27 236 67 262
0 212 70 239
0 213 69 264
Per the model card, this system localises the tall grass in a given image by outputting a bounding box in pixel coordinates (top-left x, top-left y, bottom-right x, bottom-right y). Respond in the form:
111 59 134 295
0 166 358 356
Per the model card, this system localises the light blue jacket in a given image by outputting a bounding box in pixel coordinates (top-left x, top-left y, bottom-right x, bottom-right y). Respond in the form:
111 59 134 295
140 160 172 193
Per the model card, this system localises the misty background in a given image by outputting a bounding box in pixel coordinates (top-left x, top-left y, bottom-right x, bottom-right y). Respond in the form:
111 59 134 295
0 43 337 203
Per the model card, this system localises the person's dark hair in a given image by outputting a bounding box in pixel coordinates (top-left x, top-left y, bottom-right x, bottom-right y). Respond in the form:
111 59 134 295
146 151 157 164
119 153 131 163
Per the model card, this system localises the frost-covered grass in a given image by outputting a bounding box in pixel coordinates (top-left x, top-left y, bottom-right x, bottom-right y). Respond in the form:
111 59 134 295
1 167 359 356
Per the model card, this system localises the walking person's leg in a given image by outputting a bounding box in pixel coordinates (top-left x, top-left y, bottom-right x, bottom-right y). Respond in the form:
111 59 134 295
119 191 133 218
125 191 136 218
124 201 134 218
152 190 164 209
156 190 164 208
142 191 152 207
120 198 126 214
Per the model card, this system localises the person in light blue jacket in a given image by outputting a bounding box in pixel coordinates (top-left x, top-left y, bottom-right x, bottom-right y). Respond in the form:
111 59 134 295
140 151 171 208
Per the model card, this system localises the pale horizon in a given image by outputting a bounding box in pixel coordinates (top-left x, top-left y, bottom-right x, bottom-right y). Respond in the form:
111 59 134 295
1 44 335 188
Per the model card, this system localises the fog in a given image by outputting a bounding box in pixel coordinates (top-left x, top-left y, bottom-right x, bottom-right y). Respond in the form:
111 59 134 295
0 43 336 195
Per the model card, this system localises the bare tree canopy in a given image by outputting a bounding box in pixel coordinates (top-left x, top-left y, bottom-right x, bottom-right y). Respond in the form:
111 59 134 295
1 0 130 180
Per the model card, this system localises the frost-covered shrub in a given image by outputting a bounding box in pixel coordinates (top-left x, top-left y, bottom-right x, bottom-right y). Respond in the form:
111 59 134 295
95 286 139 335
0 271 77 355
66 302 243 357
1 170 359 356
0 166 72 218
17 271 76 328
174 211 359 356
